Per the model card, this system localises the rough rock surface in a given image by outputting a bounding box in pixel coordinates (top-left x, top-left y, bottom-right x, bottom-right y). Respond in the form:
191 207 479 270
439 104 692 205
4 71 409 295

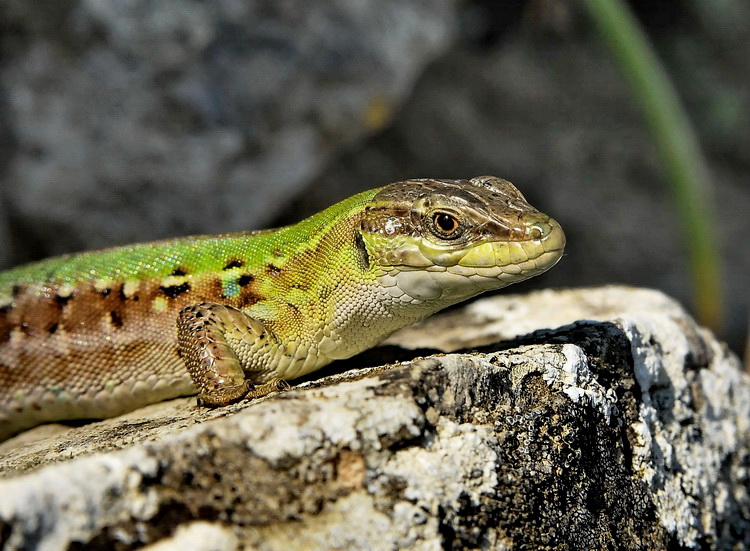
0 286 748 550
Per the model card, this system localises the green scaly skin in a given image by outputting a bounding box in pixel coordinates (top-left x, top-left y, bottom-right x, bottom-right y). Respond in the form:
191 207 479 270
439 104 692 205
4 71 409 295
0 176 565 441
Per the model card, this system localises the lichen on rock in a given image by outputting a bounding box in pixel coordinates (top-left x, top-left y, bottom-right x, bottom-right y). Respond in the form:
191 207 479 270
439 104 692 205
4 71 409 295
0 286 748 550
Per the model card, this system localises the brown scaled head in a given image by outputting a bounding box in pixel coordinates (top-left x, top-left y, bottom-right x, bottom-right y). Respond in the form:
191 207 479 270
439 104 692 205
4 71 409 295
359 176 566 301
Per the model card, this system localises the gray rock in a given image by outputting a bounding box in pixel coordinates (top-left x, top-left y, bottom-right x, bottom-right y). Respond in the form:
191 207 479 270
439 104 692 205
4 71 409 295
0 286 747 550
0 0 457 261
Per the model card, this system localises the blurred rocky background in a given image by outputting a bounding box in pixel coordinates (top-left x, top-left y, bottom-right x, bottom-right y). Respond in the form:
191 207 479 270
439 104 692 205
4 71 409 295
0 0 748 355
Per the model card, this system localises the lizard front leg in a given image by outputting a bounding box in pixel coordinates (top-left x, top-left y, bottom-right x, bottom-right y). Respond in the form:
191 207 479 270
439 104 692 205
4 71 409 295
177 302 289 406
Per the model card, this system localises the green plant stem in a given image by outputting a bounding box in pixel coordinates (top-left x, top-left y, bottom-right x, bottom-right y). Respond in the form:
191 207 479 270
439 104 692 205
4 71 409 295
580 0 723 330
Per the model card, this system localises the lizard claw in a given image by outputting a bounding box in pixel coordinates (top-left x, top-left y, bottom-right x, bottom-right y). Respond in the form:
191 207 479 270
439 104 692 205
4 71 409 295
244 377 290 400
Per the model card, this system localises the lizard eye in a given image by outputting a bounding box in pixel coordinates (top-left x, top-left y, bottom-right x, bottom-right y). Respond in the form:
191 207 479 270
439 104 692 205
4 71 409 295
430 211 462 239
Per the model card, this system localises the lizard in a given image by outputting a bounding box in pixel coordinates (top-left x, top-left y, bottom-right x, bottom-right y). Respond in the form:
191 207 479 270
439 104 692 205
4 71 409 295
0 176 565 442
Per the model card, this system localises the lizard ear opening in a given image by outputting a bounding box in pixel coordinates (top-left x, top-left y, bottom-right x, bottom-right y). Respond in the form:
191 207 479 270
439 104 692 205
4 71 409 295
354 232 371 271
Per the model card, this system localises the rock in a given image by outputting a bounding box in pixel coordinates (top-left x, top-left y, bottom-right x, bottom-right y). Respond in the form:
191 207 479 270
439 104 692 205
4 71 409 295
0 286 748 550
0 0 457 262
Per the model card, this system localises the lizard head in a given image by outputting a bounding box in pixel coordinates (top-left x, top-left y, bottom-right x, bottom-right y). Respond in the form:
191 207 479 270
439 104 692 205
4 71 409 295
359 176 565 305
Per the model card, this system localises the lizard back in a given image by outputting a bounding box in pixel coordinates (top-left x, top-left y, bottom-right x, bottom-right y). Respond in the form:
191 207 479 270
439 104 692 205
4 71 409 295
0 187 381 437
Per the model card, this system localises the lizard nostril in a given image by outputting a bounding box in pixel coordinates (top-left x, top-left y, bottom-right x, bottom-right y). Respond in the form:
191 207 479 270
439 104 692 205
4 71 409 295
524 218 557 241
529 225 544 240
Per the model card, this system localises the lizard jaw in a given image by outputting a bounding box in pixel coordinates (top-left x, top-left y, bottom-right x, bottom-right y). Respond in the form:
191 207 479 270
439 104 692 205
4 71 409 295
373 214 565 305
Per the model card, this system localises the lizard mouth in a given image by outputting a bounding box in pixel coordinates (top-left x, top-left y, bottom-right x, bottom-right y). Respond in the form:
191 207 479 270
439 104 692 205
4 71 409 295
372 216 566 303
450 216 565 275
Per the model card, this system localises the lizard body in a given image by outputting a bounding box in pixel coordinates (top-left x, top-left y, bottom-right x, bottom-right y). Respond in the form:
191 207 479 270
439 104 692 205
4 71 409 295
0 177 565 441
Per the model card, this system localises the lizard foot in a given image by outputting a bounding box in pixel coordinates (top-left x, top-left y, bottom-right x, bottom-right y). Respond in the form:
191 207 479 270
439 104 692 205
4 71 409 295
178 302 280 408
244 377 291 400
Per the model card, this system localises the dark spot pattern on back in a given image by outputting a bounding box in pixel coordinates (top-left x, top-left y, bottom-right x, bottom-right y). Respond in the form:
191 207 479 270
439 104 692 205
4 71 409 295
0 322 11 344
223 259 244 270
238 274 254 287
110 311 124 328
55 294 73 308
160 282 191 299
